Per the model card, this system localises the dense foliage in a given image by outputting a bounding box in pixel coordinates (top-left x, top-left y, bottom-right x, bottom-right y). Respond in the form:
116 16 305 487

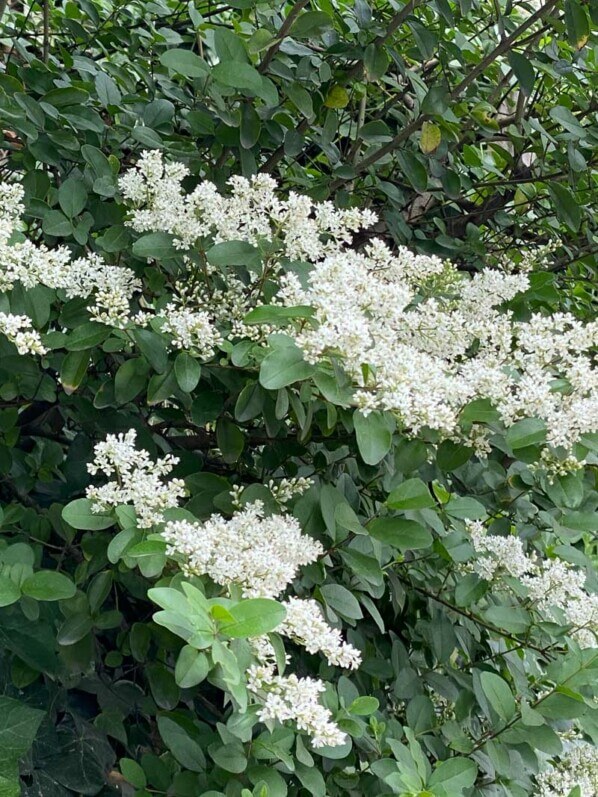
0 1 597 797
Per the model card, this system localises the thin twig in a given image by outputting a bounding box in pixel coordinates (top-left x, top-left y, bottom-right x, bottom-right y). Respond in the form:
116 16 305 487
258 0 310 74
328 0 561 191
43 0 50 63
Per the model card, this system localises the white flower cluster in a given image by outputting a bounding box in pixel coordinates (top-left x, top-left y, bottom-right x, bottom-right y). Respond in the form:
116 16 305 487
467 520 535 581
244 604 355 747
162 501 323 598
118 151 377 354
267 477 312 504
0 312 46 356
118 154 597 457
86 430 185 528
493 239 559 273
158 303 222 358
85 435 359 748
247 663 347 748
279 597 361 669
119 149 376 258
536 740 598 797
0 184 140 328
466 521 598 647
279 241 598 455
522 561 598 649
531 448 587 481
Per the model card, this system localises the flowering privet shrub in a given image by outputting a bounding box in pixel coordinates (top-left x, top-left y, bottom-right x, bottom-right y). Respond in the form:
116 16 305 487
0 153 597 796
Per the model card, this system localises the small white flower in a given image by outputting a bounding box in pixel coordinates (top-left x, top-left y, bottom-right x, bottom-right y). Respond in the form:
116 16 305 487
536 740 598 797
86 430 185 528
279 597 361 669
162 501 323 598
247 661 346 748
0 312 47 355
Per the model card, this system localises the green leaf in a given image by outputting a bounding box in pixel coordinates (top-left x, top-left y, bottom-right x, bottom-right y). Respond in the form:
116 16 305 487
479 671 516 721
216 417 245 463
505 417 547 449
160 48 209 77
244 305 315 325
81 144 112 178
119 758 147 789
132 232 179 259
131 328 168 373
564 0 590 49
428 758 478 796
396 150 428 192
368 518 432 550
174 351 201 392
547 182 581 232
60 350 89 394
0 576 21 608
436 440 473 471
0 696 45 773
234 380 264 422
484 606 531 634
364 43 389 81
445 496 486 519
295 762 326 797
208 742 247 774
454 573 487 607
57 613 93 645
157 717 204 772
42 86 89 107
349 696 379 715
206 240 261 268
127 540 167 559
95 70 121 106
549 105 587 138
174 646 210 688
115 358 150 404
220 598 286 638
240 102 261 149
259 344 315 389
147 366 178 405
320 585 362 620
22 570 76 601
460 398 500 425
42 209 74 237
214 28 248 62
353 410 395 465
62 498 114 530
96 224 130 252
421 85 449 115
291 10 333 37
58 177 88 218
212 62 262 92
507 51 535 95
65 322 109 351
286 83 314 118
386 479 435 510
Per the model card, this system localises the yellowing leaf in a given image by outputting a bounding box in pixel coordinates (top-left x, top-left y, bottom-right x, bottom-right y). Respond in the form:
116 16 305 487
420 121 441 154
325 85 349 109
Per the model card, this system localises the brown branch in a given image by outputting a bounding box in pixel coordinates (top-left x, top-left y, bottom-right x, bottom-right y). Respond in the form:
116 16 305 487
449 0 560 100
258 0 310 74
328 0 561 191
407 581 554 657
345 0 425 80
43 0 50 63
260 116 310 173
